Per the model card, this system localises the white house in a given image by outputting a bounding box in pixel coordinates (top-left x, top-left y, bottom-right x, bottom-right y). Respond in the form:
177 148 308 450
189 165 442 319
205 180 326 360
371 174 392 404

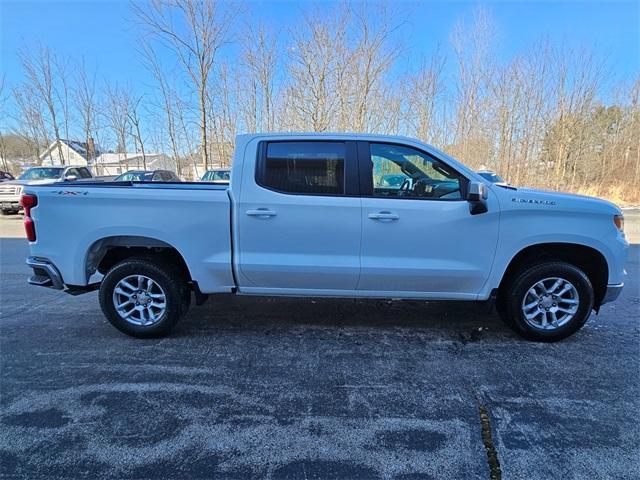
39 139 97 166
93 153 176 176
38 139 177 177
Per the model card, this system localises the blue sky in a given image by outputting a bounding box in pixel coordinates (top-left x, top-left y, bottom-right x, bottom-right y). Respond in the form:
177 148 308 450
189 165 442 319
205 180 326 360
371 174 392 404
2 0 638 83
0 0 638 135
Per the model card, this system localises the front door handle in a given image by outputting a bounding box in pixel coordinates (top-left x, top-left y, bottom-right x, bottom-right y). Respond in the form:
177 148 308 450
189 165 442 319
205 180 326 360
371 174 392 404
246 208 277 217
368 211 399 221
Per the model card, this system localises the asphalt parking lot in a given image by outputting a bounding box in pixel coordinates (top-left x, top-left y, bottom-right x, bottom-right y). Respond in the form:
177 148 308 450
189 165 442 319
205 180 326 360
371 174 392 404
1 212 639 479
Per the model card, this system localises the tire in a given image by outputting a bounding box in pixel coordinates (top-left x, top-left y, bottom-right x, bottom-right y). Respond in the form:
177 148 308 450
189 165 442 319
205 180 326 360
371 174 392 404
99 256 190 338
499 261 594 342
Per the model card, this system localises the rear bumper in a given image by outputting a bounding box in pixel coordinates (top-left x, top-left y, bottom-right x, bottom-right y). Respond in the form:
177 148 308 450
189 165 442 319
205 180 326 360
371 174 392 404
26 257 64 290
601 283 624 305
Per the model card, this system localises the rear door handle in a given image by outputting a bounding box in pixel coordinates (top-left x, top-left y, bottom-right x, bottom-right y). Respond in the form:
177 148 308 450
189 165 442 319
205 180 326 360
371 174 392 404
246 208 277 217
368 211 399 221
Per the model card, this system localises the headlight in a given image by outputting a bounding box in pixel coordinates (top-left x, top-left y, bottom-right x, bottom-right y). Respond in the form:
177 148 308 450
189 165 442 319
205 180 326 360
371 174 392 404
614 214 624 233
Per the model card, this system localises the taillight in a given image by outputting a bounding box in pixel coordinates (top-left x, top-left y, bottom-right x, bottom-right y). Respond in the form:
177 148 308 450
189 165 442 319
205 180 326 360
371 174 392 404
19 194 37 241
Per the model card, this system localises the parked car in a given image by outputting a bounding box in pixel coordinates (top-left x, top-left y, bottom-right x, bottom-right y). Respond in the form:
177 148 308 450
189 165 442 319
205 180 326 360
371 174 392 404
114 170 181 182
21 133 627 341
477 170 506 184
0 165 93 214
0 171 15 182
201 169 230 183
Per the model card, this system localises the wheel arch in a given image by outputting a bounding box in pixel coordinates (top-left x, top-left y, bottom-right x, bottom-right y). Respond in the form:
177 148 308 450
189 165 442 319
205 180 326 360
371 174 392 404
498 242 609 308
85 235 192 284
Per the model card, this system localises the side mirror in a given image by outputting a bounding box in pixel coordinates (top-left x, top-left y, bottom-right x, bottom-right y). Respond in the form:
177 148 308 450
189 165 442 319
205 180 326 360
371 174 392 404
467 181 487 202
64 175 77 182
467 181 488 215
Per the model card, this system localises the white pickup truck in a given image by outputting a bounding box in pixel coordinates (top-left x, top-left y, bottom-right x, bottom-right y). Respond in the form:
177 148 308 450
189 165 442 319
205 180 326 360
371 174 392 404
21 133 628 341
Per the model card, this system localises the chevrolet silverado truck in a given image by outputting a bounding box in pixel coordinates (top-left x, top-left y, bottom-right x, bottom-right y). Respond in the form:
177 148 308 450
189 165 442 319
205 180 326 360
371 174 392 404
1 165 94 214
21 133 628 341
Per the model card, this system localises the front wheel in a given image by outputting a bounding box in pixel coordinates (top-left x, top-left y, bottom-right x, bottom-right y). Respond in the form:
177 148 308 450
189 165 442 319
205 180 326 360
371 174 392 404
99 257 189 338
499 262 594 342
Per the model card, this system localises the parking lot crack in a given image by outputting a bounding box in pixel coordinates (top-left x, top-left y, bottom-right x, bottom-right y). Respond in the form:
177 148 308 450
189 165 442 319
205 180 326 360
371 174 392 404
478 404 502 480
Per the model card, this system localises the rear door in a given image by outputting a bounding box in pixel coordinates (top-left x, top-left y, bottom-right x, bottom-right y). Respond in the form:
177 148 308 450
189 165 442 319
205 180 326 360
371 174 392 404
236 140 361 292
357 141 500 297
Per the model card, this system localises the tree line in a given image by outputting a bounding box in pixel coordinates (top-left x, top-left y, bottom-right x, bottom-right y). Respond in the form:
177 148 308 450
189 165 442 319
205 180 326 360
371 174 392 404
0 1 638 203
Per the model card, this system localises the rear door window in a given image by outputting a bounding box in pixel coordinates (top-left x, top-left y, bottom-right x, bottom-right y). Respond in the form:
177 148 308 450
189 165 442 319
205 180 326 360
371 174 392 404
78 168 92 178
258 142 345 195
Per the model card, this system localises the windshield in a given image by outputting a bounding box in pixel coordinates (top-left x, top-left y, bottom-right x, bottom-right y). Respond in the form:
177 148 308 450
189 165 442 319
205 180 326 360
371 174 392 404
202 170 230 182
116 171 154 181
18 168 64 180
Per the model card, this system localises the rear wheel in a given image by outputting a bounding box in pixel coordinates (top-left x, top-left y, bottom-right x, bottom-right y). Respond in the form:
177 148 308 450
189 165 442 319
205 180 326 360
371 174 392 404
99 257 190 338
499 262 594 342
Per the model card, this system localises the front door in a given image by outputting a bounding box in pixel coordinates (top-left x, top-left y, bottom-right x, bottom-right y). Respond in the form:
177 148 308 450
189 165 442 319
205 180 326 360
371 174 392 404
236 140 362 292
357 141 500 298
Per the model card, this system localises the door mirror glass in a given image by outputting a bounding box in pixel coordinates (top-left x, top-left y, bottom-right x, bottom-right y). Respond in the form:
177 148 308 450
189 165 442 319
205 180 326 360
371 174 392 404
64 175 78 182
467 181 487 202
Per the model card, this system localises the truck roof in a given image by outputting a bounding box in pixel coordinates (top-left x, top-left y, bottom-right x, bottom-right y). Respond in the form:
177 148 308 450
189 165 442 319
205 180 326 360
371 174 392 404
237 132 423 143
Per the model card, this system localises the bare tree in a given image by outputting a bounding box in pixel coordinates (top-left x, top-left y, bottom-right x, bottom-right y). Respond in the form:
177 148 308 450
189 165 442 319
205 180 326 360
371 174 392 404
404 54 446 144
75 60 100 163
104 83 132 173
13 84 49 162
20 45 67 163
140 43 182 175
286 7 352 132
207 61 237 166
0 74 10 170
134 0 236 170
240 23 279 132
350 4 400 132
55 56 72 147
127 96 147 170
450 7 495 164
629 79 640 187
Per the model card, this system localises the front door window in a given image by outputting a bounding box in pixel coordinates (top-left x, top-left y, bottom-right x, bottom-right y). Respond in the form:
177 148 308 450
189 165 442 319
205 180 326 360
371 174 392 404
370 143 463 200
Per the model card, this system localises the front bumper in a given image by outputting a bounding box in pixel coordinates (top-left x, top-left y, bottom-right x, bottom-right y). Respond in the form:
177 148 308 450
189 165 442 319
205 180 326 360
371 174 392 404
601 283 624 305
0 199 21 211
26 257 64 290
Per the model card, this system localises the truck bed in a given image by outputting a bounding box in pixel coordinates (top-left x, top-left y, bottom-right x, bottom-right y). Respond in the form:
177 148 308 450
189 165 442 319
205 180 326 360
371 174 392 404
25 181 234 292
